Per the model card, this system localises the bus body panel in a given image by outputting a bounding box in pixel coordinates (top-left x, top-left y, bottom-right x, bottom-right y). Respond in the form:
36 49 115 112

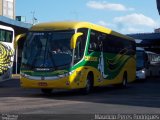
21 53 136 89
0 25 14 82
21 55 136 89
20 21 136 91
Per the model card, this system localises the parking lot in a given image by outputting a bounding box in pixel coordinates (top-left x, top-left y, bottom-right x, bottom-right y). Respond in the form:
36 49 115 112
0 77 160 115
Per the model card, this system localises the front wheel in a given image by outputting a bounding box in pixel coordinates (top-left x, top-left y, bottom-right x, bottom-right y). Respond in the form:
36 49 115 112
41 88 53 94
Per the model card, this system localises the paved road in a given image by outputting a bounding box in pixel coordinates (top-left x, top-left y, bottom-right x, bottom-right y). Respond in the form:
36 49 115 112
0 77 160 115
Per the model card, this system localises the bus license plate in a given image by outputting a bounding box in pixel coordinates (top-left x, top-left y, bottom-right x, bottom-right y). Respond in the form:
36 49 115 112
38 82 48 86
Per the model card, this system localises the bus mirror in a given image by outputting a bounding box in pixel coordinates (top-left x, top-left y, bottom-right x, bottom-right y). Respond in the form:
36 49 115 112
14 33 26 49
70 32 83 49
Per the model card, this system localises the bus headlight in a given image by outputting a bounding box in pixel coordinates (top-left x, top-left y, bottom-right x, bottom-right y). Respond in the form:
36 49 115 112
141 69 145 73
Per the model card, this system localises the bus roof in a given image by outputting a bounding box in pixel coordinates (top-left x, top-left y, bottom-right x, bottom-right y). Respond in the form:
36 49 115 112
0 24 14 31
31 21 134 41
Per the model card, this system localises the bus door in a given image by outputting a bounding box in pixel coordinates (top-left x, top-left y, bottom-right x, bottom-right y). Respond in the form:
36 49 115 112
88 30 108 79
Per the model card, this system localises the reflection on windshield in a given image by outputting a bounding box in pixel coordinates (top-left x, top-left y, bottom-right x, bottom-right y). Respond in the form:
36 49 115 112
22 30 74 70
136 51 145 68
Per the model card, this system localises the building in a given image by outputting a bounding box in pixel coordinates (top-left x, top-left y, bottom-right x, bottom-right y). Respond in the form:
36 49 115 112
0 0 15 19
154 28 160 33
128 0 160 55
128 32 160 54
0 0 33 74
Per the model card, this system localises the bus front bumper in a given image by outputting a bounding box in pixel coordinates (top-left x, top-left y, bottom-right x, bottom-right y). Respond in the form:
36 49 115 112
20 75 74 89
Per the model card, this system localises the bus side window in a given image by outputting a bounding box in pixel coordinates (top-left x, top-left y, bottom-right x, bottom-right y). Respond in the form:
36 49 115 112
0 29 5 42
88 30 100 53
74 37 82 60
74 28 88 64
6 31 12 42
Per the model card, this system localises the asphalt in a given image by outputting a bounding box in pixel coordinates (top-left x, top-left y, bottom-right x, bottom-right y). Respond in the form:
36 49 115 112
0 77 160 119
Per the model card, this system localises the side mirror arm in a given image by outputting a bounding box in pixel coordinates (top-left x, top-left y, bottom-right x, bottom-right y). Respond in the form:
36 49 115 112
15 33 26 49
70 32 83 49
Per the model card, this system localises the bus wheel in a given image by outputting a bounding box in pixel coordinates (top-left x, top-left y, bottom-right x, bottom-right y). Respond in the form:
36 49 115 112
82 75 93 94
121 73 127 88
41 89 53 94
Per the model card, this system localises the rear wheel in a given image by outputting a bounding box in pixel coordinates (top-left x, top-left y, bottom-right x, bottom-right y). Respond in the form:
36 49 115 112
41 88 53 94
82 75 93 94
121 73 127 88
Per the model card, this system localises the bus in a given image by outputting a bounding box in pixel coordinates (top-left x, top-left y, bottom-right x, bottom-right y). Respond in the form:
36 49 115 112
19 21 136 94
136 47 149 80
146 51 160 77
0 25 14 82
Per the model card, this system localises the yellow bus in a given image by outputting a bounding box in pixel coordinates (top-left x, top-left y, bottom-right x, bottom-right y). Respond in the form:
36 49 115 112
0 25 14 82
19 21 136 94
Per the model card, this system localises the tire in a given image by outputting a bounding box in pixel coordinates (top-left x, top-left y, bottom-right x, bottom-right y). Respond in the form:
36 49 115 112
82 75 93 94
41 88 53 94
121 73 127 88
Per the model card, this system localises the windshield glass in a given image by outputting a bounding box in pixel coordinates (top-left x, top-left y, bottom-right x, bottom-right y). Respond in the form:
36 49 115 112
136 51 145 68
22 30 74 70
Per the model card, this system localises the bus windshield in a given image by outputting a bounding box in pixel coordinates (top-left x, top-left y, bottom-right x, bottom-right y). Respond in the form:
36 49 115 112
136 51 145 69
22 30 74 70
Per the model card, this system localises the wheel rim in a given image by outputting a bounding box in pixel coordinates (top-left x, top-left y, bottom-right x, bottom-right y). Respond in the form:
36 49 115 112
123 76 127 86
86 78 91 92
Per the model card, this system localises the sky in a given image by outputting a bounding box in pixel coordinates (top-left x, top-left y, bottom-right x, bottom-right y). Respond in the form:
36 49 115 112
16 0 160 34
